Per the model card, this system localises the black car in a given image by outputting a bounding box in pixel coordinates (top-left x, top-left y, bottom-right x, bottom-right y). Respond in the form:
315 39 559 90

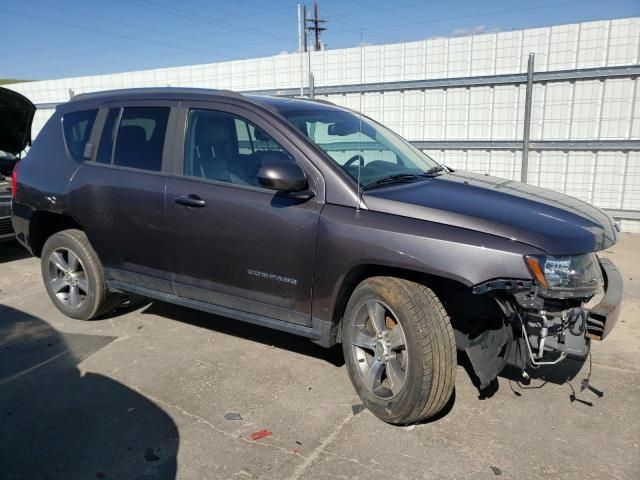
10 88 622 424
0 87 34 241
0 176 14 241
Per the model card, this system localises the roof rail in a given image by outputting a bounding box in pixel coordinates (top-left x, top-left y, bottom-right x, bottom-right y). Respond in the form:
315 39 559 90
69 87 242 102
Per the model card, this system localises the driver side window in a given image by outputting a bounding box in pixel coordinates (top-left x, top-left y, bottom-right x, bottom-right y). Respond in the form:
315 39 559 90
183 109 295 187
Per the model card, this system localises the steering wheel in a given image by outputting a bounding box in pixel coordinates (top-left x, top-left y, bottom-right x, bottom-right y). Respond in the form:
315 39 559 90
344 154 365 167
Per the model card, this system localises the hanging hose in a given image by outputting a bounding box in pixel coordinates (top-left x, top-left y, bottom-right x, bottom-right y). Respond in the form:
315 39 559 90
569 308 588 336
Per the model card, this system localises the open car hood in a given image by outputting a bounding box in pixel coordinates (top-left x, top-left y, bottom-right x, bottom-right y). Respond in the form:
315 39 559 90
0 87 35 156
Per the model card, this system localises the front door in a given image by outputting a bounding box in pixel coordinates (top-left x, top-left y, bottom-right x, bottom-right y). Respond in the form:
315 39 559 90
165 103 323 326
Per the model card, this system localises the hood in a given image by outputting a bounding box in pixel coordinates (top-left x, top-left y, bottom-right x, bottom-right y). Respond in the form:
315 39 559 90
363 170 619 255
0 87 35 156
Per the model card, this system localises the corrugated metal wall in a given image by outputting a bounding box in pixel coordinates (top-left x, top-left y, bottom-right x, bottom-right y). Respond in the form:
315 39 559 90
8 17 640 231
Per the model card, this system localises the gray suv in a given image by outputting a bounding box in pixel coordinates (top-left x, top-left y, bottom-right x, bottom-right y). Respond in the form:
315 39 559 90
9 87 622 424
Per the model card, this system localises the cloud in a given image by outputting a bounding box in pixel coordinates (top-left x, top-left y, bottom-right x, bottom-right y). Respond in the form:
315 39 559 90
449 25 501 37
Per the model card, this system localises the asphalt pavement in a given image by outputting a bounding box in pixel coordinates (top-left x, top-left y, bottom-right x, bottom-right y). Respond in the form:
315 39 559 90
0 235 638 479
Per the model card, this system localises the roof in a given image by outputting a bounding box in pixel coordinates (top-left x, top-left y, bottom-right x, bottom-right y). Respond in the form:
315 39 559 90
68 87 338 113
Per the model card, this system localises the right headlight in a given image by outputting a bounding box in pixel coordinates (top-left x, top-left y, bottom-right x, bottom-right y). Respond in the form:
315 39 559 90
525 253 604 298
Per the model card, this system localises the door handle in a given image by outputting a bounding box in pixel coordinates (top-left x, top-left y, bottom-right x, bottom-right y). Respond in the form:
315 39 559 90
174 195 206 208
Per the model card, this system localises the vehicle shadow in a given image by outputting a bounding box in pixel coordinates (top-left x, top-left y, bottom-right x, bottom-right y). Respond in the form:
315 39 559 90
139 301 346 367
0 239 31 264
0 304 179 480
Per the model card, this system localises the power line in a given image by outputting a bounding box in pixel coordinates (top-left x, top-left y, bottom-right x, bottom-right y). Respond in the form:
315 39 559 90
18 0 297 59
25 0 221 50
0 8 223 57
114 0 292 42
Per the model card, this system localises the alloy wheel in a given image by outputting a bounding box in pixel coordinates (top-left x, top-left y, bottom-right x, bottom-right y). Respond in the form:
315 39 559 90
351 299 408 399
47 247 88 309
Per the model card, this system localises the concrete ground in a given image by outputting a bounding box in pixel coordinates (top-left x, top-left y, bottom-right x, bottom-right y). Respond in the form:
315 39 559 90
0 235 638 480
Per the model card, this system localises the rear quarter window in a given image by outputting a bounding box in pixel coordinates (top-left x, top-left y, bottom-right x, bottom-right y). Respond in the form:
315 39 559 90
62 109 98 161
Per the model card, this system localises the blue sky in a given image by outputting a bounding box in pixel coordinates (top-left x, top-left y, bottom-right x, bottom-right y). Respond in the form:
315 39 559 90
1 0 639 80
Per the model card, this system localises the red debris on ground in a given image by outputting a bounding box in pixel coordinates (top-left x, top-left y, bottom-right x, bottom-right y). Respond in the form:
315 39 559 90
250 429 272 441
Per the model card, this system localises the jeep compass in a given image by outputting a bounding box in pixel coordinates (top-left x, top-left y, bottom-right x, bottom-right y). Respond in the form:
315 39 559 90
9 88 622 424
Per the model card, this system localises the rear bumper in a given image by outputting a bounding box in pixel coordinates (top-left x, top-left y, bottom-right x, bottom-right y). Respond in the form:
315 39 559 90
587 257 623 340
11 200 32 252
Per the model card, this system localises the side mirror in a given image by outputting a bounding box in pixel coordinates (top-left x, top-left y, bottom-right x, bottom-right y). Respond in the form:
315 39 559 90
257 159 308 193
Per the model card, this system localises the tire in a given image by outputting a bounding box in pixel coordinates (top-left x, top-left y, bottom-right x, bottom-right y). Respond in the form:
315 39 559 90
40 229 120 320
341 276 456 424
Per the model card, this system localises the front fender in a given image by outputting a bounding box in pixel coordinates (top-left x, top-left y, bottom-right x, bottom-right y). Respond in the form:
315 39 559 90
312 204 541 323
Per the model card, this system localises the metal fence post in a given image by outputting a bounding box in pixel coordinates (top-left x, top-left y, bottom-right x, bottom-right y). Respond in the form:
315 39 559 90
308 71 315 99
297 3 304 97
521 53 535 183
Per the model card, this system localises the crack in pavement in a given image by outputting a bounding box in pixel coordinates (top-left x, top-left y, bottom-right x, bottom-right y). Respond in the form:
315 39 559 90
318 449 392 476
0 349 70 387
285 412 354 480
127 387 302 458
591 361 640 374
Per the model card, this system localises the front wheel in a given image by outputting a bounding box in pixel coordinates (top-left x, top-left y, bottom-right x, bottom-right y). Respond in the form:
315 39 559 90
342 277 456 424
41 229 120 320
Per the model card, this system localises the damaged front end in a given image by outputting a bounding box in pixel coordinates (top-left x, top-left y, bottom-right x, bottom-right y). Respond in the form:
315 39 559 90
473 254 623 378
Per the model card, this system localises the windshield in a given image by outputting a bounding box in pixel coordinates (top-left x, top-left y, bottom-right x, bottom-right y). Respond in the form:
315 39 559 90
276 107 442 188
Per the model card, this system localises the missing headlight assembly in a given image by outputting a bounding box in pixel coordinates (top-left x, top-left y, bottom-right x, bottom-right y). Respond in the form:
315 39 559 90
473 253 622 372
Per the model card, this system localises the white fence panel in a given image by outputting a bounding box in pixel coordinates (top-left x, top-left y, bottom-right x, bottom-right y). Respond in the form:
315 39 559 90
6 17 640 230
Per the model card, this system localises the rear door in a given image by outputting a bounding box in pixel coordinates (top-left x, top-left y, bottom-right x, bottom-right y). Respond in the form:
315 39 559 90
69 101 178 293
165 101 324 326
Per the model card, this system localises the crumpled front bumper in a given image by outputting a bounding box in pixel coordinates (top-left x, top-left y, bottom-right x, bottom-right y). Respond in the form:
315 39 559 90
515 256 623 365
587 257 623 340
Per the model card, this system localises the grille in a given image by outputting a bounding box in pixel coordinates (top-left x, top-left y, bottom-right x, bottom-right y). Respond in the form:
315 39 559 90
0 217 13 236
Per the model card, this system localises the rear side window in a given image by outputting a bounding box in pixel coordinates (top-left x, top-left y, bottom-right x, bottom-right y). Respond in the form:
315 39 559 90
62 109 97 161
113 107 169 172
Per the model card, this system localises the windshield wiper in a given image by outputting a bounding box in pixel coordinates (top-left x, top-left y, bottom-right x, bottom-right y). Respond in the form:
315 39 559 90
424 165 446 176
363 174 425 190
363 166 448 190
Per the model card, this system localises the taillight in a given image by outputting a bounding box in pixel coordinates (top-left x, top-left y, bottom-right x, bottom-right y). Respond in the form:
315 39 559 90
11 162 19 199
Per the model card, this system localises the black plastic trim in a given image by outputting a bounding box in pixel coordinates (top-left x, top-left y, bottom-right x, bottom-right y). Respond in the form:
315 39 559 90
588 258 623 340
107 280 336 346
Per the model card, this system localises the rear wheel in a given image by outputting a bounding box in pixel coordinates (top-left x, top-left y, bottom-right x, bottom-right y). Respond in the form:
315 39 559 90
342 277 456 424
41 229 120 320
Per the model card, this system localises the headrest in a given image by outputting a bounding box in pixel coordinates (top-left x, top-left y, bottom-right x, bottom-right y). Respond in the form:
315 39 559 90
254 127 272 142
194 116 229 144
118 125 147 145
259 151 291 164
290 119 309 138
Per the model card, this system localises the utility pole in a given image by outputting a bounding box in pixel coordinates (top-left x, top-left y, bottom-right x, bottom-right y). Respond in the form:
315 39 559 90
307 8 313 98
305 0 326 51
297 3 304 96
296 2 326 97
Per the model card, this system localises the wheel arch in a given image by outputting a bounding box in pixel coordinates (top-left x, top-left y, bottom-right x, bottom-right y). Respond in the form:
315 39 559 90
29 210 83 257
331 263 471 343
